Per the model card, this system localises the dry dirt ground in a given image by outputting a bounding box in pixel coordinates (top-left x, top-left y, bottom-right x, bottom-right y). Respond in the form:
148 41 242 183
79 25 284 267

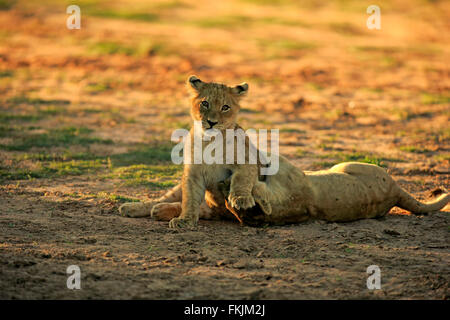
0 0 449 299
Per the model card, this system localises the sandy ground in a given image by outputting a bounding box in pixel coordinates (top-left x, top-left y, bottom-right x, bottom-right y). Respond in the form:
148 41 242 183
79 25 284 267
0 0 449 299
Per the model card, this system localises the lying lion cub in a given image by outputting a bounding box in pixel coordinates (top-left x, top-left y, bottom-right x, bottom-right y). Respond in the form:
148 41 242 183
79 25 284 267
119 76 449 227
219 161 449 226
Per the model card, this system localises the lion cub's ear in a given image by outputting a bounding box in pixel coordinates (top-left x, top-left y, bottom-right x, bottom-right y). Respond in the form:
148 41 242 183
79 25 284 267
232 82 249 96
187 75 204 93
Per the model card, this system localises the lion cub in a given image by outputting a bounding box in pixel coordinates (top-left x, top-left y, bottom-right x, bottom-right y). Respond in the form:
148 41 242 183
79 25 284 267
119 76 269 227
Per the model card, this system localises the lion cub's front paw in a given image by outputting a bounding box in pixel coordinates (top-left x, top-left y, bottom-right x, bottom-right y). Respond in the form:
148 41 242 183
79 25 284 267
168 217 197 229
228 194 256 210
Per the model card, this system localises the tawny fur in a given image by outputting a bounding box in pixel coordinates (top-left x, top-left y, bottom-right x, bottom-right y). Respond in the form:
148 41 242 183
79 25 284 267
119 76 449 227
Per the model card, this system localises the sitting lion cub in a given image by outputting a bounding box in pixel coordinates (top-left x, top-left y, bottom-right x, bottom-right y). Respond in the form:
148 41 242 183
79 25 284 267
119 76 449 227
119 75 269 227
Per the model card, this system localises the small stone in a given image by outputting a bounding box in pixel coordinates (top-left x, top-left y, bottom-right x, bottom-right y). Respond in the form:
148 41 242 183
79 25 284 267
383 229 400 236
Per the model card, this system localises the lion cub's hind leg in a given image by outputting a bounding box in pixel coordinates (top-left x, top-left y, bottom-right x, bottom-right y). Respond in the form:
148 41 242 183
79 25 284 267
151 201 214 221
119 201 157 218
119 184 182 218
151 202 182 221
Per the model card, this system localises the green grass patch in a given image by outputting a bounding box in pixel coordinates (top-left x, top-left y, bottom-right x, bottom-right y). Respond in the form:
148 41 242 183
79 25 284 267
0 125 41 137
192 15 252 29
352 46 402 54
0 0 15 10
0 126 113 151
2 135 181 187
328 22 364 35
168 121 190 130
151 0 192 10
0 70 13 77
88 40 174 57
85 82 112 93
279 128 306 134
311 161 335 169
0 141 176 183
393 109 412 121
362 87 384 94
85 7 159 22
379 56 402 68
96 192 140 203
317 143 333 151
109 144 174 166
391 108 433 121
399 146 431 154
218 37 315 59
433 128 450 143
239 0 291 6
240 108 261 114
0 159 105 180
7 96 70 106
36 105 68 116
0 167 45 180
257 16 310 27
13 151 99 162
296 148 309 157
108 164 181 188
0 97 72 124
352 45 441 58
420 93 450 105
434 154 450 162
0 125 16 137
46 159 105 176
134 40 175 56
0 113 42 123
337 152 387 167
88 41 135 56
258 38 316 51
192 14 309 29
79 108 103 114
0 104 69 124
305 82 324 91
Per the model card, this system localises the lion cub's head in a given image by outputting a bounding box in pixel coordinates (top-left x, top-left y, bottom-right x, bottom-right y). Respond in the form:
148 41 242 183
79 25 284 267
187 75 248 131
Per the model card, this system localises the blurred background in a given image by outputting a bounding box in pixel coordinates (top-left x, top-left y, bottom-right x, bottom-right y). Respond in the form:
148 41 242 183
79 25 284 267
0 0 448 200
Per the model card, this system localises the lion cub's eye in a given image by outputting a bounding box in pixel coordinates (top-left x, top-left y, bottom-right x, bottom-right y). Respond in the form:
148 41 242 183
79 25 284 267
221 105 230 112
201 101 209 109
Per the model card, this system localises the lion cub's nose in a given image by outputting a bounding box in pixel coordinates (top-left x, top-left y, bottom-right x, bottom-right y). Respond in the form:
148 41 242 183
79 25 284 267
207 120 218 128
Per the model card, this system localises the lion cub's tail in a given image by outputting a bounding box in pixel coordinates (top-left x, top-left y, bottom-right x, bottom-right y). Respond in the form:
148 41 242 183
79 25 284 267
396 187 450 214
